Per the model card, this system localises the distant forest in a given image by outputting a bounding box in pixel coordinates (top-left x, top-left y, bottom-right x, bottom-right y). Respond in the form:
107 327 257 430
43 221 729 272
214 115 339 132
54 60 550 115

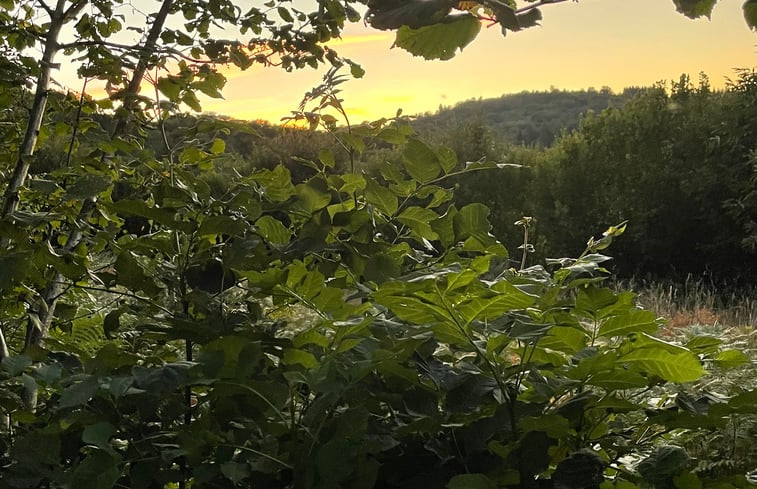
412 86 644 147
18 71 757 284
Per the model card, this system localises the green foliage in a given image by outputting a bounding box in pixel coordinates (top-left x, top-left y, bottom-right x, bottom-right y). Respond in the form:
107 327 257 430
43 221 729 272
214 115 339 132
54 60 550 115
1 1 755 489
446 74 757 283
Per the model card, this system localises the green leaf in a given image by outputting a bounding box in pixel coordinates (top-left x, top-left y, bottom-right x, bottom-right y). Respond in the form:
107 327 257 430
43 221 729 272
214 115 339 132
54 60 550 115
673 471 702 489
365 253 401 284
516 8 543 29
0 251 31 291
256 215 291 245
59 376 99 409
519 414 572 438
296 178 332 214
714 349 750 369
403 138 442 183
638 446 688 484
458 287 535 326
587 370 649 390
82 422 116 455
540 326 587 354
64 174 112 201
447 473 497 489
157 76 182 100
114 251 162 296
437 146 457 173
395 14 481 61
621 348 705 382
396 206 439 240
132 363 190 393
365 178 398 216
252 165 295 202
68 450 120 489
598 309 658 338
198 215 246 237
210 138 225 154
575 287 619 319
1 354 32 376
283 349 318 369
453 203 493 244
319 148 336 168
745 0 757 29
673 0 717 19
221 461 250 483
685 335 722 355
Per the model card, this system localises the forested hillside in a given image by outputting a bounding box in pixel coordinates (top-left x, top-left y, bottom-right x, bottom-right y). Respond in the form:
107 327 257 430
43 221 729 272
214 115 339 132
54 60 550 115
120 73 755 284
412 87 641 146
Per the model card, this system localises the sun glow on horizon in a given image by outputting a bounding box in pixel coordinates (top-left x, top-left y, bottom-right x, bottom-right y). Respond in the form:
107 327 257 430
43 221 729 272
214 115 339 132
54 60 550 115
51 0 756 125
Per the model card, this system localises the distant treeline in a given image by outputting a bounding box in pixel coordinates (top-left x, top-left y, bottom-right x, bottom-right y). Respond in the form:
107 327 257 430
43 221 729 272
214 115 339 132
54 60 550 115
14 71 757 284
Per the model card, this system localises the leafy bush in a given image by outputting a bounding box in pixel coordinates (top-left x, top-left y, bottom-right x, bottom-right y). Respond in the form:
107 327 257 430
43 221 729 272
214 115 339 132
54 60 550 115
1 118 755 488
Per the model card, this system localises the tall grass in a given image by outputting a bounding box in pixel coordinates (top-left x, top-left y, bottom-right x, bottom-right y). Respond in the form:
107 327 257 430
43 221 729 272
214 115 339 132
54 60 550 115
618 276 757 332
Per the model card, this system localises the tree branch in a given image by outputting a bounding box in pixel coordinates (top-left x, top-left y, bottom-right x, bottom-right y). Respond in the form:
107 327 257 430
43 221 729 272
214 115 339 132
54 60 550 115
515 0 569 15
36 0 55 17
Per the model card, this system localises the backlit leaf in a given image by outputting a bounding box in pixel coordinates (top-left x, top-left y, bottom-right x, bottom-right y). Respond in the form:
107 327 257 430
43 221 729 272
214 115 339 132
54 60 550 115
395 14 481 61
598 309 658 338
621 348 705 382
673 0 717 18
745 0 757 29
365 178 398 216
403 138 442 183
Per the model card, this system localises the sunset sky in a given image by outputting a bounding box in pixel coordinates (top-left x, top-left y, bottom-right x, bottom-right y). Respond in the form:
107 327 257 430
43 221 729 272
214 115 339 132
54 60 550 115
56 0 757 123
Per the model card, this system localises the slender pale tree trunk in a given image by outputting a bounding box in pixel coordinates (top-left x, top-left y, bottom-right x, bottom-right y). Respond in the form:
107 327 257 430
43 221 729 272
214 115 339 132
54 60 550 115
0 0 87 222
0 0 88 430
25 0 176 347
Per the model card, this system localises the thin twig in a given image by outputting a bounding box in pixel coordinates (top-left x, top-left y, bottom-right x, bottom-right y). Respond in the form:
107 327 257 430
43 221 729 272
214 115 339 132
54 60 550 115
63 77 88 168
515 0 569 15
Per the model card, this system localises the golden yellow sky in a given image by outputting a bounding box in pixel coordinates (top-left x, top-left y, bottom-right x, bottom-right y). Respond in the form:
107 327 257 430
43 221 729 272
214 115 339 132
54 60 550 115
52 0 755 124
199 0 755 123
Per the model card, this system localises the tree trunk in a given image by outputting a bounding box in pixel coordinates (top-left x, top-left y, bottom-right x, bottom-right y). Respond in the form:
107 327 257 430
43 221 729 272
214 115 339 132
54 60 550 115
26 0 176 346
0 0 87 223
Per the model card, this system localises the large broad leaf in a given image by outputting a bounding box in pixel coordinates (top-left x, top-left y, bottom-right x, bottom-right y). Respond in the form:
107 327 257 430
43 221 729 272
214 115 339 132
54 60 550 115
453 203 492 244
367 0 453 30
295 177 332 214
637 446 689 485
396 206 439 240
0 251 31 291
587 370 649 391
365 178 398 216
672 0 717 18
197 215 246 237
575 287 618 319
403 138 442 183
458 287 534 327
447 473 496 489
68 450 121 489
597 309 658 338
64 174 112 201
395 14 481 61
59 376 99 409
256 215 291 245
251 165 295 202
621 347 705 383
114 251 162 296
375 293 452 324
82 422 116 455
